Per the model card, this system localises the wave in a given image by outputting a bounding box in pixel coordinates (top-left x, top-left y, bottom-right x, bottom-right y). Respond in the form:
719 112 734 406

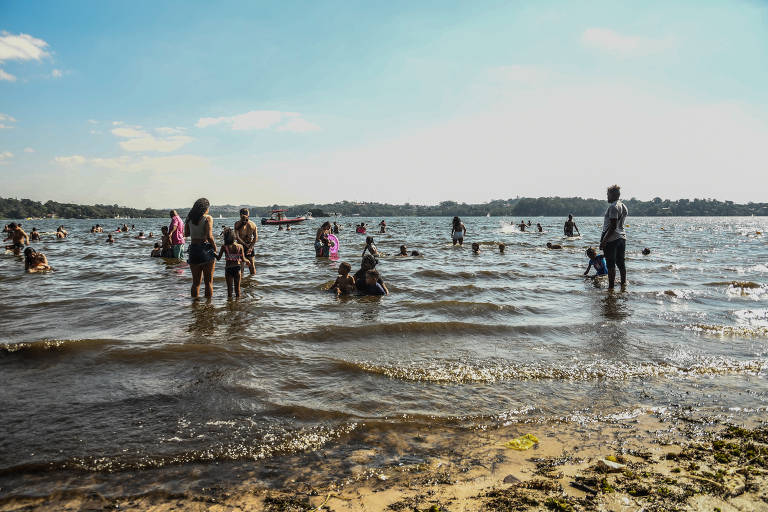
339 357 768 384
0 422 358 475
0 338 118 355
289 321 558 342
705 281 763 289
684 323 768 337
397 300 537 315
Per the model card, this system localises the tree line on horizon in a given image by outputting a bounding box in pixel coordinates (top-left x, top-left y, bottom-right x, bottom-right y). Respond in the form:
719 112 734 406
1 196 767 220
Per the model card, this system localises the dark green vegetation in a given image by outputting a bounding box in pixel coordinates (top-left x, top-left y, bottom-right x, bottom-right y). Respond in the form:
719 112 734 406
2 195 767 219
0 197 166 220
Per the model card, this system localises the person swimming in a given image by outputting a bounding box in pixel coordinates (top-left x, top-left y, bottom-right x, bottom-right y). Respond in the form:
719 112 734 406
472 242 480 254
398 245 408 256
499 243 506 253
584 247 608 277
547 242 562 250
642 248 651 255
151 243 162 257
537 223 543 232
107 233 115 244
136 231 146 239
56 226 67 239
29 227 41 241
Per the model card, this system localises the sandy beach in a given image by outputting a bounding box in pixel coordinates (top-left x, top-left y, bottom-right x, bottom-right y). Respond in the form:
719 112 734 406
3 412 766 512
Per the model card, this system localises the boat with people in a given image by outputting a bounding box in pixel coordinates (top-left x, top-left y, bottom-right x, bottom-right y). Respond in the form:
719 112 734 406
260 209 307 226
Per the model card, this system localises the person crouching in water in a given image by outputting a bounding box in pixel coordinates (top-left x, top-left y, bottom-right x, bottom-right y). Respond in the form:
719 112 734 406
363 269 388 295
151 243 162 257
331 261 356 296
583 247 608 278
397 245 408 256
24 247 51 272
472 242 480 254
216 228 245 298
498 243 505 253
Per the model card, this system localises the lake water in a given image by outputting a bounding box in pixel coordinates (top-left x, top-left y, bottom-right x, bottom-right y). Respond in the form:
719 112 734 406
1 216 767 498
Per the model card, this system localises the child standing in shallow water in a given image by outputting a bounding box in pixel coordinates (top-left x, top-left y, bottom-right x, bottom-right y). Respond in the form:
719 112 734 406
216 229 245 298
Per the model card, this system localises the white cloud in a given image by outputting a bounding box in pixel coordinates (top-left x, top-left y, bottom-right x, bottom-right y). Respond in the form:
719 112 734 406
195 110 318 132
581 28 672 56
112 121 124 126
23 147 34 153
51 68 62 78
0 69 16 81
54 155 86 166
88 119 99 124
277 114 320 133
110 125 193 152
111 126 149 138
0 32 50 62
0 113 16 129
0 151 13 164
54 153 209 174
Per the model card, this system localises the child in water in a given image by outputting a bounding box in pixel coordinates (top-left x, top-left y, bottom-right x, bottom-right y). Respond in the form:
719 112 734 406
24 247 51 272
498 243 505 253
362 236 379 257
151 243 162 257
472 242 480 254
363 269 388 295
398 245 408 256
107 233 115 244
584 247 608 277
330 261 356 296
546 242 562 249
216 228 246 298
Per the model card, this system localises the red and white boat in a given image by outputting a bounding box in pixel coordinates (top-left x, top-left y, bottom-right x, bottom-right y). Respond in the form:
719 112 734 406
260 209 307 226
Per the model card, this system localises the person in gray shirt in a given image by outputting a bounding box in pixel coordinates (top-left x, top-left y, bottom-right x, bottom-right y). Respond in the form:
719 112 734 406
599 184 628 290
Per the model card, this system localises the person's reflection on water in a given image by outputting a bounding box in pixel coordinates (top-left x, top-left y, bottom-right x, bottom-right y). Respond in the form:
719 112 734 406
188 300 218 337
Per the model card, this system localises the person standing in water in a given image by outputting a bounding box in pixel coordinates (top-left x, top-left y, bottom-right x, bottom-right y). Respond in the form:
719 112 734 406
599 185 628 290
4 223 28 255
315 221 332 257
451 217 466 246
185 198 217 298
234 208 258 275
168 210 185 260
563 214 580 237
379 220 386 233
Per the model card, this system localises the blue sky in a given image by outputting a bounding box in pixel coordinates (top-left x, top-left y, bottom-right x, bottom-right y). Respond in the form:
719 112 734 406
1 0 767 208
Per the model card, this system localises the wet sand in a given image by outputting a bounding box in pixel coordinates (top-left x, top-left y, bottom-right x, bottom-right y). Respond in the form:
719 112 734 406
3 414 766 511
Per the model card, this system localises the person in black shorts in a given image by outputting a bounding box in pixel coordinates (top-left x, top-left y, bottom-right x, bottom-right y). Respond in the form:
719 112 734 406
599 185 629 290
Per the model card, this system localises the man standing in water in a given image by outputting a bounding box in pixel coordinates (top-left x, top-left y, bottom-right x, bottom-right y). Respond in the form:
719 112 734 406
168 210 185 260
563 214 580 237
3 223 28 255
234 208 258 275
599 185 628 290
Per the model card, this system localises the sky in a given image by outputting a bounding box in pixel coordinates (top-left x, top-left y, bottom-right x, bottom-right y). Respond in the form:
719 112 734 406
0 0 767 208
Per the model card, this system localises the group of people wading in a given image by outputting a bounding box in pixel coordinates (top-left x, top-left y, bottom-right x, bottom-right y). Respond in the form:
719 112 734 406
4 184 629 296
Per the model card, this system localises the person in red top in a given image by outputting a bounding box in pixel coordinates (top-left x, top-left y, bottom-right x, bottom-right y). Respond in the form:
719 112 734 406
168 210 185 260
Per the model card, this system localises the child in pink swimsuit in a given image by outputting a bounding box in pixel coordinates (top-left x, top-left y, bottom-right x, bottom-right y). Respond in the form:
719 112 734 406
216 228 246 298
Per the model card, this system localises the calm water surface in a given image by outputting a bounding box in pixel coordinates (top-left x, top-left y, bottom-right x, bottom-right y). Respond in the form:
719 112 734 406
1 216 767 497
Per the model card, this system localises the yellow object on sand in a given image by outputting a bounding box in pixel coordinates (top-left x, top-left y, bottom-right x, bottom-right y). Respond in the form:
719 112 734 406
505 433 539 450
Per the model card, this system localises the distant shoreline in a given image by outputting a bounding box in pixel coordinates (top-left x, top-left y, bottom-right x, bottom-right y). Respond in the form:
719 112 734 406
2 196 768 220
